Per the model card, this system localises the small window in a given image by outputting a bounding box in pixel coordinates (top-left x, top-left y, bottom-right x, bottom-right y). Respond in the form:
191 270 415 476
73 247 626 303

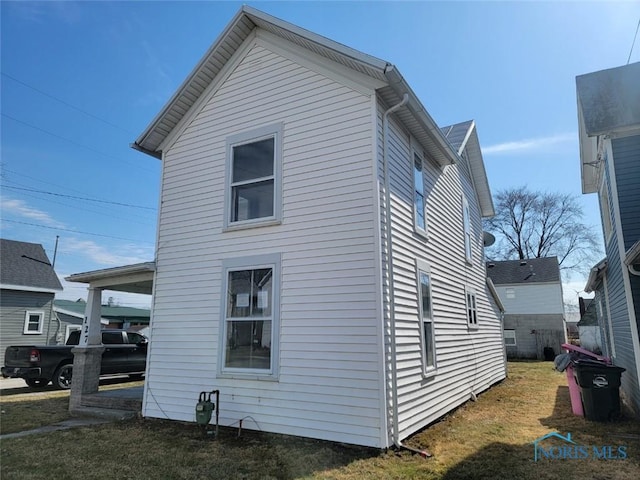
463 197 472 263
413 152 427 235
505 288 516 299
466 289 478 327
416 259 436 373
102 332 124 344
220 254 280 378
504 330 516 346
225 124 282 229
600 182 612 242
23 311 44 334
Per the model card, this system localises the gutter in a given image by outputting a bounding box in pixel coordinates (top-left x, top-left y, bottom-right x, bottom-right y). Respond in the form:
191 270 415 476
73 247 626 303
383 65 456 167
382 93 430 458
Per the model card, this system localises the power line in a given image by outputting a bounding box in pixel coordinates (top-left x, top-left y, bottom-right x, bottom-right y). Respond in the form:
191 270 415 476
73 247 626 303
1 113 155 174
2 184 156 210
628 18 640 64
1 219 153 243
1 72 135 135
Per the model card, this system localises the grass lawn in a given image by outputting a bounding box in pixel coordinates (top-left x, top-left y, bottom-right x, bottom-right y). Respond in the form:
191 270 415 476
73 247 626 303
1 362 639 479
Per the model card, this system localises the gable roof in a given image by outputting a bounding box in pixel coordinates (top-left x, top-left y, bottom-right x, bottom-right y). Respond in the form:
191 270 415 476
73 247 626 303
486 257 561 285
577 62 640 193
441 120 494 217
0 238 63 293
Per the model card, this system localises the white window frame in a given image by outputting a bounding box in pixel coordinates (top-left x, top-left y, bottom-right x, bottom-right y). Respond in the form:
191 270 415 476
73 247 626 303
23 310 44 334
416 259 436 375
599 181 613 243
505 287 516 299
412 149 428 238
224 123 283 231
218 253 281 380
465 288 478 328
504 329 516 346
463 196 472 264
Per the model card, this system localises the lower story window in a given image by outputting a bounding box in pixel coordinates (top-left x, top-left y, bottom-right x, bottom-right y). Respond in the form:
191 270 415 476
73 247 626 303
417 259 436 373
23 311 44 334
504 329 516 346
220 254 280 377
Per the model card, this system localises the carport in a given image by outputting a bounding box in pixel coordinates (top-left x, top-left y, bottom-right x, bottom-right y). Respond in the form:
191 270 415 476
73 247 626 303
64 262 154 415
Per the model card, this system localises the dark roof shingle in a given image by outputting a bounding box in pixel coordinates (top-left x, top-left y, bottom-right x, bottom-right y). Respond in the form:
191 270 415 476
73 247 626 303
0 238 63 291
486 257 560 285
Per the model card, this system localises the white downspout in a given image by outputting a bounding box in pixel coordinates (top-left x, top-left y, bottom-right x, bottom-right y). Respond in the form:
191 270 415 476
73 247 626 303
382 93 428 456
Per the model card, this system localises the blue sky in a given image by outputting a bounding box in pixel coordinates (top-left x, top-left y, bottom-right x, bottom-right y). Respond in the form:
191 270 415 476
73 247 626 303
1 1 639 308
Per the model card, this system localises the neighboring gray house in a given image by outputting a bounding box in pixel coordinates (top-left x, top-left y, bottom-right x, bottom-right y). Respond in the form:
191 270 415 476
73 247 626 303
0 238 63 360
52 299 151 342
124 6 506 448
578 61 640 416
486 257 566 359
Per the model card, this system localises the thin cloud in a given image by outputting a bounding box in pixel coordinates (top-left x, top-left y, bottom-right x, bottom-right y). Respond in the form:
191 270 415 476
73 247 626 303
1 197 66 228
60 238 153 267
482 133 576 155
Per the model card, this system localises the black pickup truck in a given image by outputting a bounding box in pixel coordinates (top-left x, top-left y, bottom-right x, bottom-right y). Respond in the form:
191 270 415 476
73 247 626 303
1 329 147 389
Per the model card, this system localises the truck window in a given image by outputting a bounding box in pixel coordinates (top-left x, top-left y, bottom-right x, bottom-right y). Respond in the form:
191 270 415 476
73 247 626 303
127 332 145 344
101 332 124 344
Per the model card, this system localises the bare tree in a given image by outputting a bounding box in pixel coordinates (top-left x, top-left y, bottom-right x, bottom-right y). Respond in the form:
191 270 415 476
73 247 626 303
484 186 600 275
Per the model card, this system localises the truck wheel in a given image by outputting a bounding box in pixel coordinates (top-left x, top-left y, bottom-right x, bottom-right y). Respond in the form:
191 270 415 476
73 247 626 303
53 364 73 389
25 378 49 388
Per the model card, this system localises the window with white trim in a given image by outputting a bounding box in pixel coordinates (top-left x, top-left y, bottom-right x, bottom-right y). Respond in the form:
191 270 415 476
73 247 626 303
599 182 612 242
466 289 478 327
220 254 280 378
505 287 516 299
23 311 44 334
413 152 427 235
225 124 282 229
504 329 516 346
463 197 472 263
416 259 436 373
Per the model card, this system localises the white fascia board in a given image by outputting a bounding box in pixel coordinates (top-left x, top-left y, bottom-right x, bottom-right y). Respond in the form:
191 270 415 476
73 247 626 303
625 240 640 266
584 259 607 293
0 283 61 294
134 8 251 151
242 5 389 72
158 31 258 153
65 262 155 284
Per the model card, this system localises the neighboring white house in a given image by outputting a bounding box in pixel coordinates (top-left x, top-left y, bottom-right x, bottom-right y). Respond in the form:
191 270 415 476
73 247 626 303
131 6 506 448
486 257 567 359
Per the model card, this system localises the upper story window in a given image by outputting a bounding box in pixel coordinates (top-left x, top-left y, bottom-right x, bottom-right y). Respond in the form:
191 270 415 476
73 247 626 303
225 123 283 230
413 152 427 236
23 311 44 334
416 259 436 374
463 197 472 263
505 287 516 299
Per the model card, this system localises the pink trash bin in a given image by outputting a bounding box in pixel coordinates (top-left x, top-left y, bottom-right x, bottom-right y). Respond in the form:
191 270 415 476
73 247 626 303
561 343 611 417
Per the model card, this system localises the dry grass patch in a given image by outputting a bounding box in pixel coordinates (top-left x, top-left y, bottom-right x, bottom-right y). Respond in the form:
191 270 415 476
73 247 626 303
1 363 639 480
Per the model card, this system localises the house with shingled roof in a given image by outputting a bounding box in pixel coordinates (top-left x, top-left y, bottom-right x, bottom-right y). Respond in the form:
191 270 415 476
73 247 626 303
0 238 63 361
486 257 566 360
120 6 508 448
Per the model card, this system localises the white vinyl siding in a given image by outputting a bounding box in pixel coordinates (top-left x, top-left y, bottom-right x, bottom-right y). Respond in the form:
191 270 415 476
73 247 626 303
146 38 382 447
23 310 44 334
413 150 427 236
377 103 506 444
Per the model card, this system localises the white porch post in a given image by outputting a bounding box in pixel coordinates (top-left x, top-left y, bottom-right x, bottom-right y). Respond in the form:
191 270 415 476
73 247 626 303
69 287 105 413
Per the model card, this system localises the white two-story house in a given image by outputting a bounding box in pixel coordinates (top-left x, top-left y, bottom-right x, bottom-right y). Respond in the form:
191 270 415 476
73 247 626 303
131 6 506 448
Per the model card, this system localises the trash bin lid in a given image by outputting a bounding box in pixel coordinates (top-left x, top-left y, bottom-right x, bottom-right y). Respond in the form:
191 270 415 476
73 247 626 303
561 343 611 364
